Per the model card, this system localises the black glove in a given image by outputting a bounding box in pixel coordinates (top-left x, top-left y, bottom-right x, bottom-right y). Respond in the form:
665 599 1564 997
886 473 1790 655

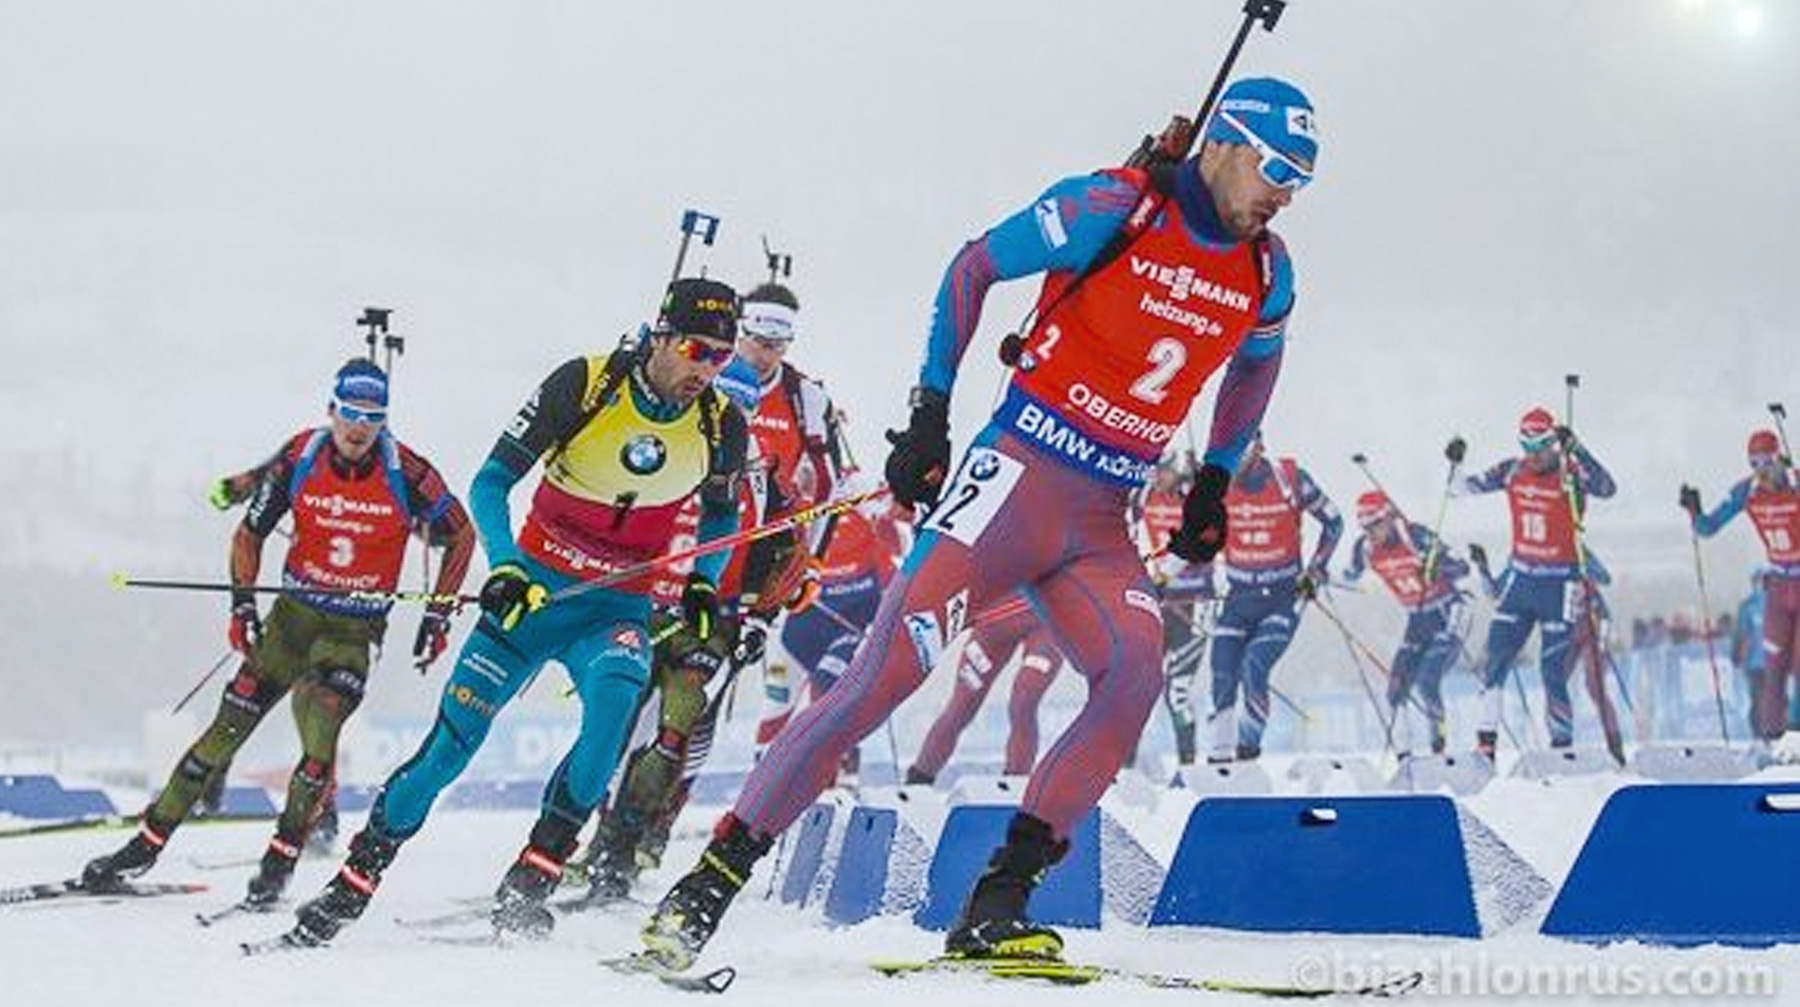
1296 567 1325 601
479 562 547 632
884 388 952 509
1445 436 1467 466
1168 463 1232 563
1678 484 1703 518
1467 542 1490 572
680 572 720 640
412 604 454 673
228 595 262 655
735 616 770 667
1555 424 1577 451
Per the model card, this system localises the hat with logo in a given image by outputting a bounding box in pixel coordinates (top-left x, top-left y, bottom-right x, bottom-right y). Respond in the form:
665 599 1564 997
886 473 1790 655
1518 406 1557 453
1355 490 1394 526
741 282 799 343
1748 429 1782 464
333 358 389 407
657 277 740 343
1203 76 1318 177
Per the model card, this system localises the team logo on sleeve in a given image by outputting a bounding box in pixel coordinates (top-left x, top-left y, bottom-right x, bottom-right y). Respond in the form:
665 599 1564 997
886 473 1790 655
1034 198 1069 250
621 434 668 475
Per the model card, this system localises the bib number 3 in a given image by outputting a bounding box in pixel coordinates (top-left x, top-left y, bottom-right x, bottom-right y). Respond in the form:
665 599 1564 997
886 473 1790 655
918 447 1025 548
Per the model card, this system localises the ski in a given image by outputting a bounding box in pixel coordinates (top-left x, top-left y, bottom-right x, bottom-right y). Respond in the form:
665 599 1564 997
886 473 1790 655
395 890 640 931
0 878 208 907
186 855 261 872
601 953 736 995
871 956 1426 998
195 899 278 927
239 930 320 957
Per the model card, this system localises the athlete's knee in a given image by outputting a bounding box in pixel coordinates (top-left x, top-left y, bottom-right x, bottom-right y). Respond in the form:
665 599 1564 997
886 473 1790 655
214 665 281 728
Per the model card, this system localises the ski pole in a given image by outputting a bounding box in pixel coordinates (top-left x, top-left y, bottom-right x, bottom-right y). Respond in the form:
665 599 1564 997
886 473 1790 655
1308 595 1399 753
112 574 473 608
549 488 890 604
1422 451 1459 584
1557 374 1636 743
170 650 236 716
1687 527 1734 744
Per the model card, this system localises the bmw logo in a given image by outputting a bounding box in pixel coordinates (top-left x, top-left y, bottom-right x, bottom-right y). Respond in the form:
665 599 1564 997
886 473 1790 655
969 452 1000 482
622 434 667 475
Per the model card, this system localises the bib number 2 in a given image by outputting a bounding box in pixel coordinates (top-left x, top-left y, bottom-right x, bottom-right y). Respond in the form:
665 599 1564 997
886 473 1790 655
918 447 1025 548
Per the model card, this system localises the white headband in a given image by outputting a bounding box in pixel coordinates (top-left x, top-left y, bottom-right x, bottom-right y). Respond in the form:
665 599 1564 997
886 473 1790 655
741 301 797 342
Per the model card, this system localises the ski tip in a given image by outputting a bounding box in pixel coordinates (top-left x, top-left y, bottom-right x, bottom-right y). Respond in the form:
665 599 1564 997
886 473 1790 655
696 966 735 995
108 572 127 589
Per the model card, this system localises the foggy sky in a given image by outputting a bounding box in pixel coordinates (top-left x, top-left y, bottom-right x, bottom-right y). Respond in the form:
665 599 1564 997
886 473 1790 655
1 1 1795 739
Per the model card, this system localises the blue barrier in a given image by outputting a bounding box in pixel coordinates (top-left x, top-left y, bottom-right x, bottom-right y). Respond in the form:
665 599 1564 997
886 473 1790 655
1150 796 1480 937
445 779 543 811
0 775 117 820
914 806 1102 931
825 807 900 925
776 803 837 906
1542 783 1800 947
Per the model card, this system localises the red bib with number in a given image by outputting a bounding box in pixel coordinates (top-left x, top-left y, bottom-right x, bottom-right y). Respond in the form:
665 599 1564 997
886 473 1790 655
1224 459 1302 573
1748 486 1800 565
283 454 411 597
1011 169 1265 465
1140 487 1185 553
1368 535 1437 609
1506 464 1579 565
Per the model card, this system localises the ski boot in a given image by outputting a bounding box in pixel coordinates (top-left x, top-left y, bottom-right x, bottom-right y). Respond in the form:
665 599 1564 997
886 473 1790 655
1474 729 1498 763
81 819 171 892
292 824 401 946
306 794 340 856
1235 743 1262 762
640 814 772 971
492 818 578 936
903 765 936 786
244 833 302 908
944 811 1067 960
582 810 645 904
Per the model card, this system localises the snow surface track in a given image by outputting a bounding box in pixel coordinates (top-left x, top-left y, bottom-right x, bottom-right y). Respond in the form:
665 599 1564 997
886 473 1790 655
5 763 1799 1006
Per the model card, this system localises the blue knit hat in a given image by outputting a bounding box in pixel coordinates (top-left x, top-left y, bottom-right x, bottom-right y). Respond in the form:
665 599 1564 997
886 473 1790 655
1203 76 1318 178
333 358 389 407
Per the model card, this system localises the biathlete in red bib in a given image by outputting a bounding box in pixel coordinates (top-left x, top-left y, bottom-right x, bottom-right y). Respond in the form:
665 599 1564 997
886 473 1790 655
641 76 1321 969
1682 429 1800 740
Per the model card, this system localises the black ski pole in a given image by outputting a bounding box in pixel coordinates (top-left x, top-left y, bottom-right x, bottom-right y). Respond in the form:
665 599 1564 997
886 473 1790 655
112 574 474 608
171 650 236 716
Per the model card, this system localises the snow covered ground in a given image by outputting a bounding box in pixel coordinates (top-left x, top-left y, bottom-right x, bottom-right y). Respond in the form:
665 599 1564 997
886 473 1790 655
5 759 1799 1006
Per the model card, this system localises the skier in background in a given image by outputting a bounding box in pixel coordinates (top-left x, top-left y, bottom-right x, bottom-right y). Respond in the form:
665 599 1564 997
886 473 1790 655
82 359 474 908
1132 457 1217 766
1339 489 1467 759
1682 428 1800 741
904 599 1065 785
1206 433 1340 762
1447 405 1616 760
